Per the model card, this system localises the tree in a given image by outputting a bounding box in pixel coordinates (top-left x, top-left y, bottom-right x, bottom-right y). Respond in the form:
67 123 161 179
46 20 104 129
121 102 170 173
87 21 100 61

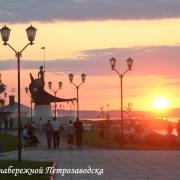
0 75 7 108
0 84 6 94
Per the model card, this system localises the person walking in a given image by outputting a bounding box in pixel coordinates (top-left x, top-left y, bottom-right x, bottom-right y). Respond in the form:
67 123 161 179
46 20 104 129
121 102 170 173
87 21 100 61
4 116 8 132
39 117 44 135
177 120 180 136
22 125 30 147
46 120 53 149
67 120 75 149
52 117 61 149
167 121 173 136
0 116 3 132
28 125 40 147
9 117 14 131
73 117 83 148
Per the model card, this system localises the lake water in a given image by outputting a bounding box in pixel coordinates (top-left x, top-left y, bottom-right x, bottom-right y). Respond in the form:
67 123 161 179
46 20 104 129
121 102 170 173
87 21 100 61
154 129 177 136
85 117 179 122
157 117 179 123
85 118 179 136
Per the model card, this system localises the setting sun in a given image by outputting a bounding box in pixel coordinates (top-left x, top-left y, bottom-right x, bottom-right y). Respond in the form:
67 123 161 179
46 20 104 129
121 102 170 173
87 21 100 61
153 97 169 109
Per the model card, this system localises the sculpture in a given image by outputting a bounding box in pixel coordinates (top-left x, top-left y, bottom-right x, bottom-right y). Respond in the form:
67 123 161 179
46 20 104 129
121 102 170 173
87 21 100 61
29 67 75 119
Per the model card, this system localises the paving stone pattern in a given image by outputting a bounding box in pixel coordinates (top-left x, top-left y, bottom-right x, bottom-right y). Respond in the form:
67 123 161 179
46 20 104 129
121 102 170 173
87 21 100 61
0 149 180 180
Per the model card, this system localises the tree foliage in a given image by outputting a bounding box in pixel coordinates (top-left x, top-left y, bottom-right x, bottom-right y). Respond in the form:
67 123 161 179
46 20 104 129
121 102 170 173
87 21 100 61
0 83 6 94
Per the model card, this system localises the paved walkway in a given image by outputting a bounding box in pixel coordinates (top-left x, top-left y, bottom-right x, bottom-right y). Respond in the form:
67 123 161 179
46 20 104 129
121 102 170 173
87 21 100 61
4 130 92 150
1 131 180 179
0 149 180 180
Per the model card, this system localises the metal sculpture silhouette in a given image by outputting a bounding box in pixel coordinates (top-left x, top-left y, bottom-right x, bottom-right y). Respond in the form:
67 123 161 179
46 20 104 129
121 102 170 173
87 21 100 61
29 72 75 105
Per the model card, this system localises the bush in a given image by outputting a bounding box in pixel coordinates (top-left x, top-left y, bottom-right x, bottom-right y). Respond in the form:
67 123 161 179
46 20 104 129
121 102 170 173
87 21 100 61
145 132 176 147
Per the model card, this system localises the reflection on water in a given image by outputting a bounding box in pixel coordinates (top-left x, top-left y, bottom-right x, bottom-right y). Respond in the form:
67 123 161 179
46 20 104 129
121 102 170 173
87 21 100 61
85 118 179 136
158 117 179 123
85 117 179 122
154 129 177 136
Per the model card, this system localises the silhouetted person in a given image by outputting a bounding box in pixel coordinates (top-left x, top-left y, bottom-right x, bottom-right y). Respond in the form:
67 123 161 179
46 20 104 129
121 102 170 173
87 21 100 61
38 66 45 86
4 117 8 132
67 120 75 149
22 125 30 146
46 120 53 149
9 117 14 131
52 117 60 148
38 117 44 135
74 117 83 148
99 123 105 139
28 125 40 146
167 122 173 136
0 117 3 132
177 119 180 137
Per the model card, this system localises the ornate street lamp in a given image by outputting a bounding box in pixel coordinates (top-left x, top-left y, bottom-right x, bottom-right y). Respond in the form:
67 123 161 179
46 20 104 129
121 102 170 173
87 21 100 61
48 81 52 89
68 73 86 119
109 57 133 148
0 25 37 161
109 57 117 70
48 81 63 119
126 57 133 70
58 81 63 89
26 25 37 44
0 25 10 45
25 87 28 94
4 92 7 98
69 73 74 83
81 73 86 83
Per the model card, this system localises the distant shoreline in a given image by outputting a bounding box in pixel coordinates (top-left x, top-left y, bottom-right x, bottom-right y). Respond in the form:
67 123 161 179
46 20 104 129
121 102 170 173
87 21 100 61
83 117 179 123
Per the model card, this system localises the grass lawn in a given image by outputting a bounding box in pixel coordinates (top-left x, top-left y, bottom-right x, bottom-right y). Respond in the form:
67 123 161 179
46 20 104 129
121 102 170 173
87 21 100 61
62 130 134 149
82 130 180 150
83 130 120 149
0 160 52 180
0 133 18 152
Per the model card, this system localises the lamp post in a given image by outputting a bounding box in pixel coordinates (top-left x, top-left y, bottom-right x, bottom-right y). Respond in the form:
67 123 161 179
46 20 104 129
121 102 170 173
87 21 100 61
48 81 63 119
109 57 133 148
25 87 33 123
69 73 86 119
0 25 37 161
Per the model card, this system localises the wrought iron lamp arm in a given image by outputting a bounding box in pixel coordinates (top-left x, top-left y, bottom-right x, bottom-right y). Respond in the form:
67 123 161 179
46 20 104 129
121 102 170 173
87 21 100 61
77 82 84 88
20 42 31 53
5 43 17 54
5 42 31 56
122 69 129 77
113 68 129 78
50 88 61 95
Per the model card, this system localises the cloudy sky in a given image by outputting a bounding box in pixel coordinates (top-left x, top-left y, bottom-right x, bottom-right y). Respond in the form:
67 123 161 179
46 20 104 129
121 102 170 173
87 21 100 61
1 0 180 22
0 0 180 112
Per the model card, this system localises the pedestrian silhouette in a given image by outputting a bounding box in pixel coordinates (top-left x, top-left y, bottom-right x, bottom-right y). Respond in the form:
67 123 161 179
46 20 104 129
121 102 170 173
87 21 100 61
74 117 83 148
46 120 53 149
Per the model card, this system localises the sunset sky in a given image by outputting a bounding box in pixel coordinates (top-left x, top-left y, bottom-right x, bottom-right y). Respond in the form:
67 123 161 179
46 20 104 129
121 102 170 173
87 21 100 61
0 0 180 111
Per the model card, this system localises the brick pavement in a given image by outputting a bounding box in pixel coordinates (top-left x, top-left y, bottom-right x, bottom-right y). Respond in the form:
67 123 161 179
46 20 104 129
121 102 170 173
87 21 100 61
0 149 180 180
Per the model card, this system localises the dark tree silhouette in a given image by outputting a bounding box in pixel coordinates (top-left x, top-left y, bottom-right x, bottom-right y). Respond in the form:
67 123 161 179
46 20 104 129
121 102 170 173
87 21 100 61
0 83 6 94
0 74 6 108
0 75 7 108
